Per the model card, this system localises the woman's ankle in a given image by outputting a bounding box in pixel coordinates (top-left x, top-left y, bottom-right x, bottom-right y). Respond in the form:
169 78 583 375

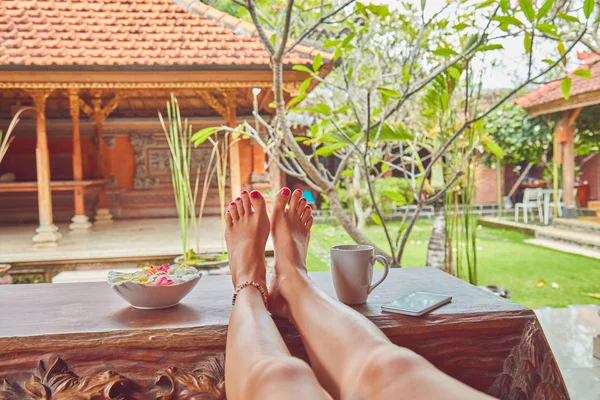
278 267 311 301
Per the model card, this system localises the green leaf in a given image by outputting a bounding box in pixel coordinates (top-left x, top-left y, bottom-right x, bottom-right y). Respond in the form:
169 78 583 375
453 22 469 31
334 47 342 61
299 78 312 94
520 0 536 22
482 139 504 159
537 0 554 20
292 65 314 74
432 47 458 57
340 169 354 177
304 103 331 115
313 53 323 72
323 39 341 49
384 191 407 205
536 23 558 36
557 13 579 23
561 76 572 100
287 93 307 109
477 43 504 52
492 16 524 27
381 163 389 173
377 87 402 98
475 0 495 9
462 34 480 52
333 105 353 114
584 0 594 19
191 127 218 145
341 33 356 48
542 58 555 65
371 212 383 226
447 66 462 80
558 41 567 65
500 0 509 12
574 69 592 79
315 142 347 156
524 32 532 54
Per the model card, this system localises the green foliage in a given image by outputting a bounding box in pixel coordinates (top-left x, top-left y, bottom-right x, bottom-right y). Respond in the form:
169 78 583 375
373 177 413 214
484 103 553 166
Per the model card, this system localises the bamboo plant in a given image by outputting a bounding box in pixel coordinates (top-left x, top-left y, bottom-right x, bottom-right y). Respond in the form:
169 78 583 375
159 95 229 262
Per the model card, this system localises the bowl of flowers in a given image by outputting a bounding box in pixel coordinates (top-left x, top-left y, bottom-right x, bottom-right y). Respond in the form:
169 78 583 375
107 264 201 309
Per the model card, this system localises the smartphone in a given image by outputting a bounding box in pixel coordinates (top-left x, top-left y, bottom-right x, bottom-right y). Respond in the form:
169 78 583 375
381 292 452 317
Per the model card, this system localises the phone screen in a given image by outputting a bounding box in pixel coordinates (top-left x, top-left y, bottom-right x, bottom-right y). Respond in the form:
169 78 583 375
384 292 451 313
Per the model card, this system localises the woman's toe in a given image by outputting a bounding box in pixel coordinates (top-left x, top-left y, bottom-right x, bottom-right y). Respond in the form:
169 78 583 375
225 210 233 227
235 196 245 217
241 190 252 214
249 190 266 215
272 187 291 216
301 205 312 224
296 198 307 214
289 189 302 211
229 202 239 221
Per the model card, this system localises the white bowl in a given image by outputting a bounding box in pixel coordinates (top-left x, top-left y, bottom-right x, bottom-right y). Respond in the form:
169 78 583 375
109 273 201 309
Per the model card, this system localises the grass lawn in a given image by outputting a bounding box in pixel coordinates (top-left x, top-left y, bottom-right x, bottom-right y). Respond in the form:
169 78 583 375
306 219 600 309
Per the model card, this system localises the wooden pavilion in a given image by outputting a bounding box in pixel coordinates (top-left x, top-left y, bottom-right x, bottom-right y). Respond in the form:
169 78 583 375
515 51 600 217
0 0 330 247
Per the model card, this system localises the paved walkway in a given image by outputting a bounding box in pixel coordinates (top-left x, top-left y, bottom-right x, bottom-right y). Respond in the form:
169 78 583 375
535 305 600 399
0 218 272 264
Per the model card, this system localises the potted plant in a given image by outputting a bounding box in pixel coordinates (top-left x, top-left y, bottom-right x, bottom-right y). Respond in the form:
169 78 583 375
159 95 229 269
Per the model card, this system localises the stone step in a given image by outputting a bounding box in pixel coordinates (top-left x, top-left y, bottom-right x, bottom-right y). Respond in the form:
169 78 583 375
588 201 600 211
525 238 600 260
536 227 600 251
553 218 600 234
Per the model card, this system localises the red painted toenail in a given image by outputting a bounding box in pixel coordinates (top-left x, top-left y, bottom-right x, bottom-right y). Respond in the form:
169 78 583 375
251 191 259 199
230 202 236 206
241 190 248 195
236 197 241 201
305 205 311 209
281 188 291 196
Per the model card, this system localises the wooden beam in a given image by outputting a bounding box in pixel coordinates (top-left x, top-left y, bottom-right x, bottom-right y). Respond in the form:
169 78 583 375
26 89 62 247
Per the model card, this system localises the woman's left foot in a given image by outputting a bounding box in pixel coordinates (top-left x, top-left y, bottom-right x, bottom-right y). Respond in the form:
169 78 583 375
224 190 270 289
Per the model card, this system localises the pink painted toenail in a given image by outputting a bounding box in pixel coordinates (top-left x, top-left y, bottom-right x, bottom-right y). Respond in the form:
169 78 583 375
236 197 241 201
251 191 259 199
281 188 291 196
241 190 248 195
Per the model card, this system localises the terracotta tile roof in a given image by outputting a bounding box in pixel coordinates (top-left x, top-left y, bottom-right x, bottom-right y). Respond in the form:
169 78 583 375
515 55 600 110
0 0 328 67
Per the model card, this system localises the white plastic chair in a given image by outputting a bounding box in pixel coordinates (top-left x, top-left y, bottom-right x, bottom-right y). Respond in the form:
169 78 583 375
514 188 543 224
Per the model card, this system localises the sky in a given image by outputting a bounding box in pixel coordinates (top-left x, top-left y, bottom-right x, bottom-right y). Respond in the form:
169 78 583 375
374 0 586 89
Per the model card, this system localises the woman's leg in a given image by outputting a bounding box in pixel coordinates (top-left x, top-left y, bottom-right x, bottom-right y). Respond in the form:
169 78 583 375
224 190 331 400
268 188 494 400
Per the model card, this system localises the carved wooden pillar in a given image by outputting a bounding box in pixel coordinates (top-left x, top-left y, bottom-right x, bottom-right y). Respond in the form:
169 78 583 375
81 91 122 224
557 109 581 218
28 89 62 247
226 93 241 200
68 90 92 232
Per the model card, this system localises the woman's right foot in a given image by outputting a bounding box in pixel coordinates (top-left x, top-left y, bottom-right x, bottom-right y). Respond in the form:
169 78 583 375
268 188 313 318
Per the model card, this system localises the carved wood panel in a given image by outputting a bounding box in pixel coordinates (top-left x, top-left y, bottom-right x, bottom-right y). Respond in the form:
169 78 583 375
0 355 225 400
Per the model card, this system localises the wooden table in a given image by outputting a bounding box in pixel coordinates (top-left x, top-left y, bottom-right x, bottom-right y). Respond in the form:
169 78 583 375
0 268 569 399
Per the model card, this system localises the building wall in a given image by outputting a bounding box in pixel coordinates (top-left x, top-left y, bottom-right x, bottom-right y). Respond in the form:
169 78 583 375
475 162 500 205
0 117 269 224
580 153 599 201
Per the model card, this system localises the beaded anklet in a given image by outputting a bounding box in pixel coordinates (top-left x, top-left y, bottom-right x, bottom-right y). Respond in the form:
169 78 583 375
232 281 268 308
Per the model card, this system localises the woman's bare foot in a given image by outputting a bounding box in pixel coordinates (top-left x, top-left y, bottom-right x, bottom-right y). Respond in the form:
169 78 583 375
268 188 313 318
224 190 270 290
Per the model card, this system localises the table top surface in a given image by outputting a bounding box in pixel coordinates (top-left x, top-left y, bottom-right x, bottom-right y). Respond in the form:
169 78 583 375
0 268 527 340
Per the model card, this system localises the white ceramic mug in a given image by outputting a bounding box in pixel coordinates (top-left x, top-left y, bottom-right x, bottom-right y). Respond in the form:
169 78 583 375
330 244 390 305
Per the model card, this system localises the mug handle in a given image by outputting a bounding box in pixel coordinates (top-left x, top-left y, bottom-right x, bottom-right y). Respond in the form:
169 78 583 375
368 255 390 294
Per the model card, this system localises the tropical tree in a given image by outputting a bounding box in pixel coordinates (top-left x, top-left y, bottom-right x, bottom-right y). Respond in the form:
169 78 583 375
194 0 588 268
